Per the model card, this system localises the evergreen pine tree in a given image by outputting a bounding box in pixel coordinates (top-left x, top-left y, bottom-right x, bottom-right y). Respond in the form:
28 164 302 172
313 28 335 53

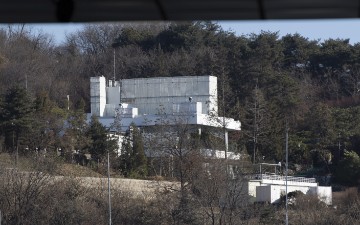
119 123 147 178
0 86 34 152
86 115 117 162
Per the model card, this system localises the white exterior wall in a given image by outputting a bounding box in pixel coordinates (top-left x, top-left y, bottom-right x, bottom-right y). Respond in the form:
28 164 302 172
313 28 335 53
173 102 202 115
256 186 272 202
248 180 261 202
103 86 121 117
104 104 116 117
120 76 217 115
208 76 218 115
255 185 309 204
107 86 121 105
249 179 332 205
89 75 241 133
87 113 240 131
90 76 106 117
317 186 332 205
256 185 312 203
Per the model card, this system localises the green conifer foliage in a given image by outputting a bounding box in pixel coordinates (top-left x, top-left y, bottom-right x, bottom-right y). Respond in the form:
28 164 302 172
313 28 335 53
0 86 34 152
119 123 147 178
86 115 117 162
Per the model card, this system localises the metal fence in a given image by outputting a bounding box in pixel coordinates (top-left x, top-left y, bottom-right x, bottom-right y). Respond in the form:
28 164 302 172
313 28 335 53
251 174 316 183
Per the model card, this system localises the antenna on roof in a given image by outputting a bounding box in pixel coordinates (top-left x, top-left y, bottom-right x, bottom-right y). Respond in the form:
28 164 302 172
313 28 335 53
112 38 121 86
112 48 115 85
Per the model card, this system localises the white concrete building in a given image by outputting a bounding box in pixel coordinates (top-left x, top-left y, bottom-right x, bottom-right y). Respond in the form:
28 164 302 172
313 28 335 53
248 174 332 205
89 75 241 159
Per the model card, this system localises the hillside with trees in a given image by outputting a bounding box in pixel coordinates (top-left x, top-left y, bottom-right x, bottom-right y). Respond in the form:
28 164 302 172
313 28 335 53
0 22 360 224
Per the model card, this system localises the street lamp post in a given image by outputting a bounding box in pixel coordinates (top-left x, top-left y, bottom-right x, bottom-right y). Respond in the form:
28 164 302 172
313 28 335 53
108 38 122 225
285 123 289 225
11 122 18 167
107 150 112 225
113 48 116 84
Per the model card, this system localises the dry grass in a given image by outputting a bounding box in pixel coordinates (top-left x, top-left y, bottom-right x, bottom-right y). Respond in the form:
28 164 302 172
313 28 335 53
0 153 178 199
332 187 358 206
0 153 13 167
0 153 40 171
55 163 104 177
0 153 103 177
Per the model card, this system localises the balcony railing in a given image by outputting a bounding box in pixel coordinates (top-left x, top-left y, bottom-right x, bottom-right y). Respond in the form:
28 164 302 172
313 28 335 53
251 174 316 183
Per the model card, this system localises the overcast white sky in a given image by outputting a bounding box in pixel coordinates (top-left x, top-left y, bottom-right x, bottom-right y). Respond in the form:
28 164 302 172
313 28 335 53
22 19 360 45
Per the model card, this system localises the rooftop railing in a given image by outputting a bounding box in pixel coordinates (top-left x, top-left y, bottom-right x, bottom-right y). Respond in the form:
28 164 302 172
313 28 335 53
251 174 316 183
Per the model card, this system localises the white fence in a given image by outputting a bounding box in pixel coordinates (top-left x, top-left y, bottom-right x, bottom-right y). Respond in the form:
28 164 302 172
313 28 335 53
251 174 316 183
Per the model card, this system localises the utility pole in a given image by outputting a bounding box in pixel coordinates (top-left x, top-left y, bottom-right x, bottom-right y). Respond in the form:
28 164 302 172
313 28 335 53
285 121 289 225
107 151 112 225
253 79 259 164
12 122 17 167
221 69 227 161
338 133 341 160
109 39 122 225
113 48 116 84
221 69 230 178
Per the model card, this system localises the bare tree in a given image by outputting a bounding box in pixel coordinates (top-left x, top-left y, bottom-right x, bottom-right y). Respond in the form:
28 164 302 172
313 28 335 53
243 82 270 164
0 168 50 225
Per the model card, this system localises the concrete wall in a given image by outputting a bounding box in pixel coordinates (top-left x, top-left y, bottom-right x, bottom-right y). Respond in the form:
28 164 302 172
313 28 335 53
90 76 106 117
173 102 202 115
89 75 241 131
250 181 333 205
58 176 180 200
256 186 272 202
317 186 332 205
107 86 120 105
256 185 312 204
120 76 218 115
248 180 261 203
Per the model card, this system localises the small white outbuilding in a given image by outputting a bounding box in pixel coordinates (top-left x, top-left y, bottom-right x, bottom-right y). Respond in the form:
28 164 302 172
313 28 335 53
248 174 332 205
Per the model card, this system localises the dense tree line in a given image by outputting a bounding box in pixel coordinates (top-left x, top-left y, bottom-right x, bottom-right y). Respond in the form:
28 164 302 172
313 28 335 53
0 85 117 169
1 22 360 225
1 22 360 186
